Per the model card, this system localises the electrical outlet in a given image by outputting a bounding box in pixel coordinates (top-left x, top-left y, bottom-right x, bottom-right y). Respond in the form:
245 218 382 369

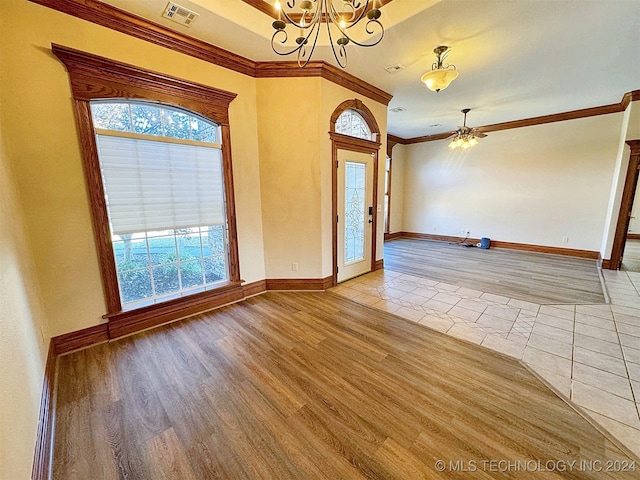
291 262 299 271
460 228 466 235
465 229 471 236
562 237 569 243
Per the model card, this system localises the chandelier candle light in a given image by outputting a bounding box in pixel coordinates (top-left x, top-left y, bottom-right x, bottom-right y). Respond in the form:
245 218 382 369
271 0 384 68
421 46 459 92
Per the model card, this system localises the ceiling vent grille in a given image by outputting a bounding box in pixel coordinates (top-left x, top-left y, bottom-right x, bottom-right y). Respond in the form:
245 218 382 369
385 64 405 74
390 107 406 113
162 2 199 27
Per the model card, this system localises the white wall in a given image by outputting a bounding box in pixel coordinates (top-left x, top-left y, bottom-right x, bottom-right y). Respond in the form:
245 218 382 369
400 113 623 251
0 97 50 479
389 143 405 233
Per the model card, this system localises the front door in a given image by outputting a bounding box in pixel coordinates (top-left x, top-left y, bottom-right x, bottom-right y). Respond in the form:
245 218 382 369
337 149 374 282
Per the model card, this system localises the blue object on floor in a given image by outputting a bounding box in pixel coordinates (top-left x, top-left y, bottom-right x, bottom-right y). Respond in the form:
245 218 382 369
480 237 491 249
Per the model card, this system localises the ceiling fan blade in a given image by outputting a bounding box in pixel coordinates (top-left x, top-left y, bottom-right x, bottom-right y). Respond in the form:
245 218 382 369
474 132 488 138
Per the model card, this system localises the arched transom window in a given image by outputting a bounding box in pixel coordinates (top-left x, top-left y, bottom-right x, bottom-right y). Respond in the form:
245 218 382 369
335 109 372 140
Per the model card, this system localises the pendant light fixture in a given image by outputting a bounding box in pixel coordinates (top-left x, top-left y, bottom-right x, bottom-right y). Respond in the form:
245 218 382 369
421 46 458 92
271 0 385 68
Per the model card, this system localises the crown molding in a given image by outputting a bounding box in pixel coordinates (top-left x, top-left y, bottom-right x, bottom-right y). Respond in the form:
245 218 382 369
241 0 395 21
255 61 392 105
30 0 392 105
389 89 640 145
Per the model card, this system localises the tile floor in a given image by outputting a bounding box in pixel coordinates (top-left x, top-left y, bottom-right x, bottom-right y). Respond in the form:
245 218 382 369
330 268 640 458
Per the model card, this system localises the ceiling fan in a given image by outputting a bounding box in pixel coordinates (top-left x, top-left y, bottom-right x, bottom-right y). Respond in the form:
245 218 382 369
447 108 487 149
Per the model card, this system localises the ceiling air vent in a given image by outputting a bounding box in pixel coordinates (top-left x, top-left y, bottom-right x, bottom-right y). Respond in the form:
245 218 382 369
390 107 406 113
385 64 405 74
162 2 199 27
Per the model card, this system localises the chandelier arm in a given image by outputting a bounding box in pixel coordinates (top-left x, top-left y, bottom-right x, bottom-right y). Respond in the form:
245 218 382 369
298 16 322 67
334 20 384 47
328 0 370 26
270 23 315 57
325 14 348 68
280 0 322 29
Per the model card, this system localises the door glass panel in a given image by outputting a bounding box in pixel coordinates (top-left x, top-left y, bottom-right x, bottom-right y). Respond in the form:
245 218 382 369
345 161 366 263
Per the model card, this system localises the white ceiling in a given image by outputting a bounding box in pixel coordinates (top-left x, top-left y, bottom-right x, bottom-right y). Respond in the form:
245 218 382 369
103 0 640 139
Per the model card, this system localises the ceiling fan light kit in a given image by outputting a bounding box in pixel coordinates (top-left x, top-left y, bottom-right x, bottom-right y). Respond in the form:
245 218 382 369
270 0 385 68
447 108 486 149
421 45 459 92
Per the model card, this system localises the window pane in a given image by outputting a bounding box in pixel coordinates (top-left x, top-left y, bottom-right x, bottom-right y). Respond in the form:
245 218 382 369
131 104 163 136
152 264 180 295
204 257 226 284
180 260 204 289
204 225 225 257
335 110 371 140
191 118 217 143
91 103 131 132
147 235 177 266
118 268 153 304
113 236 148 271
176 229 203 260
161 108 191 140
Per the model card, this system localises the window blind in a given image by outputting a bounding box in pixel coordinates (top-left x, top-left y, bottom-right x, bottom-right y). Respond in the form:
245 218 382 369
95 134 225 235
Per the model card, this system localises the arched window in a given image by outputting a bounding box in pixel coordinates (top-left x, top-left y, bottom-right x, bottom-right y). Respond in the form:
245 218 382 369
91 100 229 307
54 45 241 333
334 109 372 140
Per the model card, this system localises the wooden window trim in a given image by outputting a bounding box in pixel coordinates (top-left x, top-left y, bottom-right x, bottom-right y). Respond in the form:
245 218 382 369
52 44 242 326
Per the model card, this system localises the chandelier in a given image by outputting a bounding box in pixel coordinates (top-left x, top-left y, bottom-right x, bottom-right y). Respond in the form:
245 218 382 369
421 46 458 92
271 0 384 68
447 109 486 149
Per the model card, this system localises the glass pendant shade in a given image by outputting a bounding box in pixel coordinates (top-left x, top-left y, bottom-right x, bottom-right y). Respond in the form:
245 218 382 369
421 69 459 92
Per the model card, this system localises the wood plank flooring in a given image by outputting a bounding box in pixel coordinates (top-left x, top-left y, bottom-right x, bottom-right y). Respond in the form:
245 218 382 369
53 292 637 479
384 239 605 305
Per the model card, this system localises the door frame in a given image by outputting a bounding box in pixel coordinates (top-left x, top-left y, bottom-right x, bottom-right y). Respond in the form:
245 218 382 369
607 139 640 269
330 99 382 286
335 145 377 283
331 133 381 285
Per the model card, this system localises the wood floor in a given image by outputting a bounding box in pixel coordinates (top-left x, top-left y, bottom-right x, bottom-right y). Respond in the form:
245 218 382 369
53 292 637 479
384 239 605 305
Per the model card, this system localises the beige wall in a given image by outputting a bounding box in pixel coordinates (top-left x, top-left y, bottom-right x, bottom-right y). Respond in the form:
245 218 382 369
0 95 49 478
1 0 266 337
257 78 388 279
399 113 623 251
256 77 324 279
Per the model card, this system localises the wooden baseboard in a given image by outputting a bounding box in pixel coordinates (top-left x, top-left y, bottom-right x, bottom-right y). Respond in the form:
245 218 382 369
374 259 384 271
31 340 57 480
399 232 480 245
489 240 599 259
391 232 600 259
107 284 246 339
242 279 267 297
52 323 109 355
627 233 640 240
265 276 333 291
384 232 402 241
